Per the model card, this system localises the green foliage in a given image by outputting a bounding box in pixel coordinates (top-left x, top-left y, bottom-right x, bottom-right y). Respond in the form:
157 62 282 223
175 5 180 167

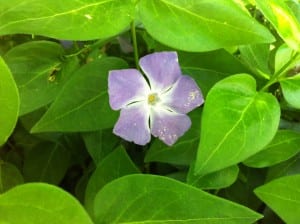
194 74 280 177
0 0 300 223
94 174 262 224
255 175 300 224
0 183 93 224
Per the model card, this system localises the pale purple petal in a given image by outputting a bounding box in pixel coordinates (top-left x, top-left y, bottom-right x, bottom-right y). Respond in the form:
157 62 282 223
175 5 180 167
108 69 150 110
113 102 151 145
139 52 181 91
150 108 191 146
162 75 204 114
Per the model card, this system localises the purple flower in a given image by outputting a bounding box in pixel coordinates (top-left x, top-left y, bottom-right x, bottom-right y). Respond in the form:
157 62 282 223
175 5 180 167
108 52 204 146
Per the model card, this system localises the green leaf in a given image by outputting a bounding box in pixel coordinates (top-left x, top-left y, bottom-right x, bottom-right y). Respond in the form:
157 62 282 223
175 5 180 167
194 74 280 177
4 41 79 115
255 174 300 224
255 0 300 51
138 0 275 52
0 183 93 224
280 74 300 109
94 174 262 224
0 57 19 146
31 57 127 133
187 165 239 190
266 153 300 181
0 0 135 40
85 146 139 218
145 108 201 165
239 44 271 79
23 142 70 184
82 129 120 164
0 161 24 193
244 130 300 168
274 44 299 74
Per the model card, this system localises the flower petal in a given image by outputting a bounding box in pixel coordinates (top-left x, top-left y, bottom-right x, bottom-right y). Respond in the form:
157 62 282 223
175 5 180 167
162 75 204 113
113 102 151 145
139 52 181 91
108 69 150 110
150 108 191 146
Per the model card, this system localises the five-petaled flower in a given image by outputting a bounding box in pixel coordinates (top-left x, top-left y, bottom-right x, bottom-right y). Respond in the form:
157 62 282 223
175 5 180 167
108 51 204 146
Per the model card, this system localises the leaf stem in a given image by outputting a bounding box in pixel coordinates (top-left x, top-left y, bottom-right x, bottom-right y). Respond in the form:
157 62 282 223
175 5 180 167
131 21 140 70
260 52 299 91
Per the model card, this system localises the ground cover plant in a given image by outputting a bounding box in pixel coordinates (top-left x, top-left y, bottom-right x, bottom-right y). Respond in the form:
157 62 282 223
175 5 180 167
0 0 300 223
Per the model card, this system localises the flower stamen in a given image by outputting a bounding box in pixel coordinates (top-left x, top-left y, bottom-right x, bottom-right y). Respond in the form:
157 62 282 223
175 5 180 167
148 93 159 105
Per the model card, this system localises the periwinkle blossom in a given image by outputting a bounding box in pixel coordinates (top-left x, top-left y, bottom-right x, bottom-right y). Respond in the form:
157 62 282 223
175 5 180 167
108 52 204 146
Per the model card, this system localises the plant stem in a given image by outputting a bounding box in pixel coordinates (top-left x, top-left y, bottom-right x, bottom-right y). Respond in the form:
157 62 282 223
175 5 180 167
131 21 140 70
260 51 299 91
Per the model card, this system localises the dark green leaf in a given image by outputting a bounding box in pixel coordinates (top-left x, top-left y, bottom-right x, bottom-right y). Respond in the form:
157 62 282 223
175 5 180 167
244 130 300 168
94 174 262 224
0 0 135 40
84 146 139 218
23 142 70 184
0 183 93 224
0 161 23 193
255 174 300 224
31 57 127 132
4 41 79 115
138 0 275 51
194 74 280 177
0 57 19 146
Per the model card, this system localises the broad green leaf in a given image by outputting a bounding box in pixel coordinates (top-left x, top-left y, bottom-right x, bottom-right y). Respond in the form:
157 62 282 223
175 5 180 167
0 0 135 40
286 0 300 22
138 0 275 52
239 44 271 79
179 49 250 96
187 165 239 190
82 129 120 164
0 183 93 224
194 74 280 177
244 130 300 168
31 57 127 133
274 43 299 74
255 174 300 224
85 146 139 218
0 57 19 146
280 74 300 109
145 108 201 165
94 174 262 224
266 153 300 181
23 142 70 184
4 41 79 115
255 0 300 51
0 161 23 193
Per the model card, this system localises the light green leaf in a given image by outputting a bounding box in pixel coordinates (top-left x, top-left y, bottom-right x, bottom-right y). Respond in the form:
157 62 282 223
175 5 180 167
85 146 139 218
0 161 23 193
0 57 19 146
0 0 135 40
23 142 70 184
0 183 93 224
94 174 262 224
187 165 239 190
145 108 201 165
255 174 300 224
4 41 78 115
280 74 300 109
244 130 300 168
255 0 300 51
138 0 275 52
194 74 280 177
31 57 127 133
